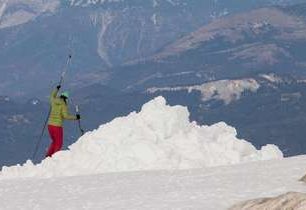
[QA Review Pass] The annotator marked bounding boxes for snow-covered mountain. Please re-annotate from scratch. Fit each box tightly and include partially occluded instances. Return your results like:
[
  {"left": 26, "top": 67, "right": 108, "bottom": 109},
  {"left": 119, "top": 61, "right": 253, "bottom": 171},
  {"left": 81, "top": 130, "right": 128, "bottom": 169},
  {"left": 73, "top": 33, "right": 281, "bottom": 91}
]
[
  {"left": 67, "top": 0, "right": 182, "bottom": 7},
  {"left": 0, "top": 0, "right": 217, "bottom": 97},
  {"left": 1, "top": 0, "right": 304, "bottom": 30},
  {"left": 0, "top": 1, "right": 305, "bottom": 97},
  {"left": 0, "top": 0, "right": 60, "bottom": 28},
  {"left": 147, "top": 79, "right": 260, "bottom": 105},
  {"left": 66, "top": 0, "right": 306, "bottom": 8}
]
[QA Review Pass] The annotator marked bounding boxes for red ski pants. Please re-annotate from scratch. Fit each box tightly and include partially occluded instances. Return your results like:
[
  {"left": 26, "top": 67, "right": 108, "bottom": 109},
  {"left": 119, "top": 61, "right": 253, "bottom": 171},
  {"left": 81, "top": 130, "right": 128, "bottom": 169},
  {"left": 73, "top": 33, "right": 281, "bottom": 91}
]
[{"left": 46, "top": 125, "right": 63, "bottom": 157}]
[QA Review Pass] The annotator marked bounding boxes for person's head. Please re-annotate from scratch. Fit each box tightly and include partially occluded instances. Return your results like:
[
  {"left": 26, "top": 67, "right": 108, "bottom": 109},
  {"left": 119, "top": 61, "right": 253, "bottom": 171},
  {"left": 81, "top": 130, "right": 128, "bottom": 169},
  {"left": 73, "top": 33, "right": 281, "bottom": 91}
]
[{"left": 60, "top": 91, "right": 69, "bottom": 104}]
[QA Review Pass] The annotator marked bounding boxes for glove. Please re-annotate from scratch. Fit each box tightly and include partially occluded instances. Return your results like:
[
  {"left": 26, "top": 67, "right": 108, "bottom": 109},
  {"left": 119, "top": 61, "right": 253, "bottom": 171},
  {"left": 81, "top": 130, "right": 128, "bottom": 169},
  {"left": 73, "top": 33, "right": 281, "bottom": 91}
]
[
  {"left": 76, "top": 114, "right": 81, "bottom": 120},
  {"left": 56, "top": 85, "right": 61, "bottom": 90}
]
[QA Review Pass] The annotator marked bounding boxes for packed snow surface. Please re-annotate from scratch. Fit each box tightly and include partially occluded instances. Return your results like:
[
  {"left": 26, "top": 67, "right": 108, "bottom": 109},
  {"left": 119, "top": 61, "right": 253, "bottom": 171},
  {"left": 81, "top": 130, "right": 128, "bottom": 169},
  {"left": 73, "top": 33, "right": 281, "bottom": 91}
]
[
  {"left": 0, "top": 96, "right": 282, "bottom": 179},
  {"left": 0, "top": 156, "right": 306, "bottom": 210}
]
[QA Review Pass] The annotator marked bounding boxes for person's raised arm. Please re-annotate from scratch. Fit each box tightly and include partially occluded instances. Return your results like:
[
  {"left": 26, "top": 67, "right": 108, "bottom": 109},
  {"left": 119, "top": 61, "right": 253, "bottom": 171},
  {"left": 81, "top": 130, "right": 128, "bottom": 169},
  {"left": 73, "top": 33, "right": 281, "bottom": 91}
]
[{"left": 50, "top": 85, "right": 61, "bottom": 103}]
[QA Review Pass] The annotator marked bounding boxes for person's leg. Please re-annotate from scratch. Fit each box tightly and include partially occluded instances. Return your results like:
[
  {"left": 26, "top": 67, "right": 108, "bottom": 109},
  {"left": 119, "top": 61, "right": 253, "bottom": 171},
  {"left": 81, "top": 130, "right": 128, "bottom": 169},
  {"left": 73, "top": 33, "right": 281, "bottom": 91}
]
[
  {"left": 46, "top": 125, "right": 57, "bottom": 157},
  {"left": 53, "top": 127, "right": 63, "bottom": 154}
]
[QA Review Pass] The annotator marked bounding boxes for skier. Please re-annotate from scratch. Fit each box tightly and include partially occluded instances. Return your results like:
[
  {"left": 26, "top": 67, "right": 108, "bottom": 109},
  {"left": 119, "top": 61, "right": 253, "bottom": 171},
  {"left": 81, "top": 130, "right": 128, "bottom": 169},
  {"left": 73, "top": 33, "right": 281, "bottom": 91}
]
[{"left": 46, "top": 85, "right": 80, "bottom": 157}]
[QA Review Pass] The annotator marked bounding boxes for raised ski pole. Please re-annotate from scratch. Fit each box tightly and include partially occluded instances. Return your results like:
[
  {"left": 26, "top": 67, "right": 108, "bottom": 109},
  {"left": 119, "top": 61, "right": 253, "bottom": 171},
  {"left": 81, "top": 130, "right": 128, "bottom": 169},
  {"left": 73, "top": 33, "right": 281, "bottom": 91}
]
[
  {"left": 75, "top": 105, "right": 85, "bottom": 136},
  {"left": 32, "top": 54, "right": 72, "bottom": 160},
  {"left": 59, "top": 54, "right": 72, "bottom": 87}
]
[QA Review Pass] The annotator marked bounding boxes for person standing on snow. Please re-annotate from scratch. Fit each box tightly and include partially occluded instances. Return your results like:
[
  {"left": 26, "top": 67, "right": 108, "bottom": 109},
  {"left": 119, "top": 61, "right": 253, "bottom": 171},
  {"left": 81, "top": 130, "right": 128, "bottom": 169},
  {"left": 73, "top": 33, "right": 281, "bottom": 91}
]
[{"left": 46, "top": 85, "right": 80, "bottom": 157}]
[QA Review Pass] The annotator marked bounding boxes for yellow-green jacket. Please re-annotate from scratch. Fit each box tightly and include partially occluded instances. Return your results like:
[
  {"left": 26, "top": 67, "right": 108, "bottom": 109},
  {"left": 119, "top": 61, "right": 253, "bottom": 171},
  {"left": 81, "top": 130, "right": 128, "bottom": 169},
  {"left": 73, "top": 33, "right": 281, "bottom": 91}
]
[{"left": 48, "top": 89, "right": 76, "bottom": 127}]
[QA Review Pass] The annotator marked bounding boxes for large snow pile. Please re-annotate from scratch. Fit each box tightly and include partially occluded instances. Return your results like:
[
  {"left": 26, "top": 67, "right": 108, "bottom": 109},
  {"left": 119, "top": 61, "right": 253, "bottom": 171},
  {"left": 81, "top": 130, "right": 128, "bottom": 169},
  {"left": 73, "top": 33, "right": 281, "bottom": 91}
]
[{"left": 0, "top": 96, "right": 283, "bottom": 179}]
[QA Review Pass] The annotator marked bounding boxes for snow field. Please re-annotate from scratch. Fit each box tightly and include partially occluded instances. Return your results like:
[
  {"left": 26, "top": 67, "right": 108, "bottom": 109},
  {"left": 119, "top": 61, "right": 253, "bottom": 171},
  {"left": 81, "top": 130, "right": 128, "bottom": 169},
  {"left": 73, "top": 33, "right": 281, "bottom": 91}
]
[
  {"left": 1, "top": 156, "right": 306, "bottom": 210},
  {"left": 0, "top": 96, "right": 283, "bottom": 179}
]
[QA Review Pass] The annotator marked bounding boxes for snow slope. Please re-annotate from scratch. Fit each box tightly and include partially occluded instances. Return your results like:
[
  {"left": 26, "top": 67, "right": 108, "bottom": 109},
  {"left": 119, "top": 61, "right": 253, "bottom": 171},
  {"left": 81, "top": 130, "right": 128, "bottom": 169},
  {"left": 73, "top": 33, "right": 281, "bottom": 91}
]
[
  {"left": 147, "top": 79, "right": 260, "bottom": 105},
  {"left": 0, "top": 96, "right": 282, "bottom": 180},
  {"left": 0, "top": 155, "right": 306, "bottom": 210}
]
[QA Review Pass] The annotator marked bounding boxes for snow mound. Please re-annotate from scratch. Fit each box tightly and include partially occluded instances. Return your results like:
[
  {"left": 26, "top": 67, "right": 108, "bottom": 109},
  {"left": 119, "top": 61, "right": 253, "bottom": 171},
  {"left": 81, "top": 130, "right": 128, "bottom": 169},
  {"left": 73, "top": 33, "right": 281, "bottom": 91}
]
[{"left": 0, "top": 96, "right": 283, "bottom": 179}]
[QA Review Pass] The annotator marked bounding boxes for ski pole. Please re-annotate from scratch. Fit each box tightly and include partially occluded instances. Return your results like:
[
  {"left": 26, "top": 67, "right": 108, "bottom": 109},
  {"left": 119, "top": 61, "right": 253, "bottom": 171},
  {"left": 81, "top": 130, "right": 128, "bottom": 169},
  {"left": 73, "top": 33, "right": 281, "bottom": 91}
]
[
  {"left": 32, "top": 54, "right": 72, "bottom": 160},
  {"left": 75, "top": 105, "right": 85, "bottom": 136},
  {"left": 32, "top": 108, "right": 51, "bottom": 160},
  {"left": 70, "top": 97, "right": 85, "bottom": 136},
  {"left": 59, "top": 54, "right": 72, "bottom": 86}
]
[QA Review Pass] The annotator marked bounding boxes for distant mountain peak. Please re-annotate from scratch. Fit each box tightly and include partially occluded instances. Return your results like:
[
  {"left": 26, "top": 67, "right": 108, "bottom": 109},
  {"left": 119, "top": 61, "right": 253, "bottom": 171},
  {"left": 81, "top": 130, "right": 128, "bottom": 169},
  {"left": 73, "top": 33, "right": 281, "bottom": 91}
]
[
  {"left": 68, "top": 0, "right": 123, "bottom": 7},
  {"left": 67, "top": 0, "right": 184, "bottom": 8},
  {"left": 0, "top": 0, "right": 60, "bottom": 29}
]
